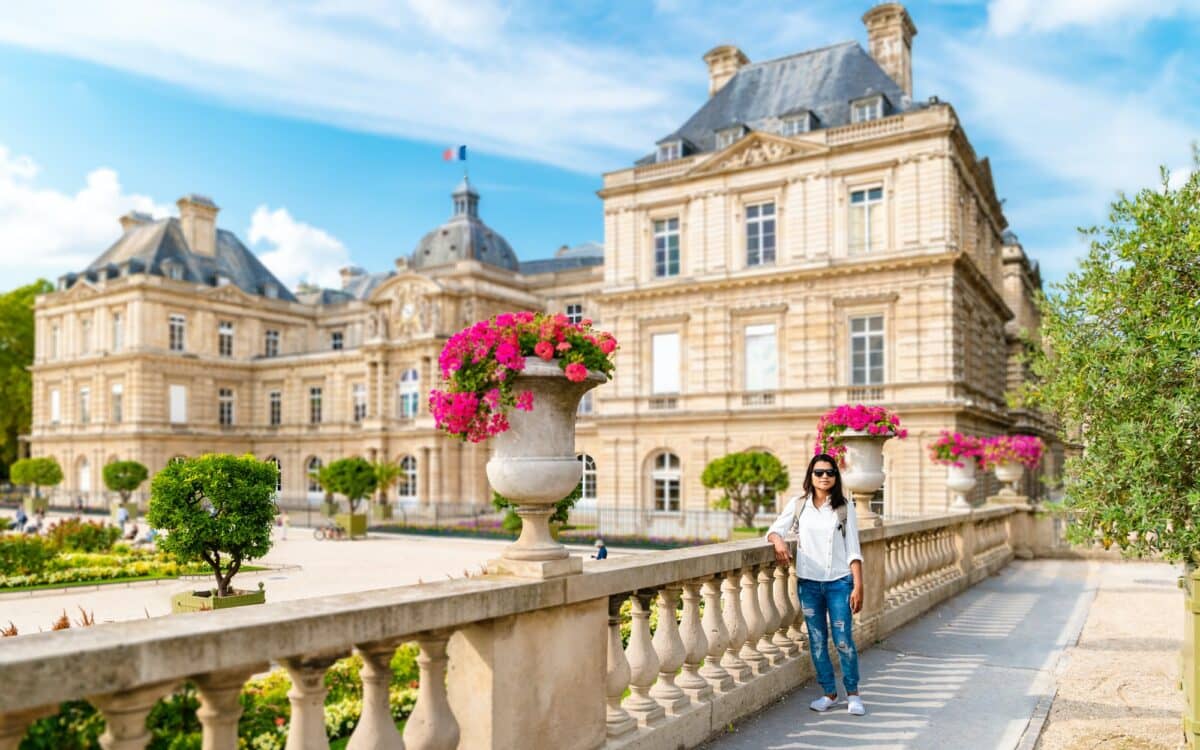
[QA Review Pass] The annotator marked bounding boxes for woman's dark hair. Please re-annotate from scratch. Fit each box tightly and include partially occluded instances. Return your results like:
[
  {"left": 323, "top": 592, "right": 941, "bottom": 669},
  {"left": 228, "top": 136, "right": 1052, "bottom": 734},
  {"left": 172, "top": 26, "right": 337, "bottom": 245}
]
[{"left": 803, "top": 453, "right": 848, "bottom": 509}]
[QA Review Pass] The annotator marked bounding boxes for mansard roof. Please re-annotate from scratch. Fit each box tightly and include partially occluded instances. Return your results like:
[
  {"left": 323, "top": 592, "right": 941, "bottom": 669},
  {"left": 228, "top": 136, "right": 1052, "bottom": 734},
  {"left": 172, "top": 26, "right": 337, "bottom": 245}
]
[{"left": 519, "top": 241, "right": 604, "bottom": 276}]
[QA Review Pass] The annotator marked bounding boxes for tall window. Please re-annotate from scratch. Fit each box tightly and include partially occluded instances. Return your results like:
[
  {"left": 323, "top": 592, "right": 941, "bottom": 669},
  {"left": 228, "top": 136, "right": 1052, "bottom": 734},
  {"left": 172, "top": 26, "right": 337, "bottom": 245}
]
[
  {"left": 398, "top": 455, "right": 418, "bottom": 501},
  {"left": 49, "top": 388, "right": 60, "bottom": 424},
  {"left": 78, "top": 387, "right": 90, "bottom": 424},
  {"left": 652, "top": 332, "right": 681, "bottom": 394},
  {"left": 352, "top": 383, "right": 368, "bottom": 422},
  {"left": 269, "top": 390, "right": 282, "bottom": 426},
  {"left": 218, "top": 388, "right": 235, "bottom": 426},
  {"left": 50, "top": 323, "right": 60, "bottom": 360},
  {"left": 653, "top": 218, "right": 680, "bottom": 278},
  {"left": 218, "top": 321, "right": 234, "bottom": 358},
  {"left": 307, "top": 457, "right": 323, "bottom": 495},
  {"left": 169, "top": 384, "right": 187, "bottom": 424},
  {"left": 850, "top": 315, "right": 885, "bottom": 385},
  {"left": 309, "top": 387, "right": 323, "bottom": 424},
  {"left": 331, "top": 331, "right": 344, "bottom": 351},
  {"left": 579, "top": 454, "right": 597, "bottom": 502},
  {"left": 264, "top": 329, "right": 280, "bottom": 358},
  {"left": 849, "top": 187, "right": 884, "bottom": 254},
  {"left": 744, "top": 324, "right": 778, "bottom": 391},
  {"left": 746, "top": 202, "right": 776, "bottom": 266},
  {"left": 80, "top": 317, "right": 91, "bottom": 355},
  {"left": 652, "top": 452, "right": 681, "bottom": 512},
  {"left": 111, "top": 383, "right": 123, "bottom": 424},
  {"left": 565, "top": 303, "right": 583, "bottom": 325},
  {"left": 111, "top": 312, "right": 123, "bottom": 352},
  {"left": 398, "top": 369, "right": 420, "bottom": 418},
  {"left": 267, "top": 457, "right": 282, "bottom": 496},
  {"left": 169, "top": 314, "right": 186, "bottom": 352}
]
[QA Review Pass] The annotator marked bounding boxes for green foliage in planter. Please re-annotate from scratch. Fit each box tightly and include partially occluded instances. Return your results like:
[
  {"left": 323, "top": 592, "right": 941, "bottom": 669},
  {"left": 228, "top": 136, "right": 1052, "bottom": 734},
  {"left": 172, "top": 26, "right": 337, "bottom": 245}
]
[
  {"left": 102, "top": 460, "right": 149, "bottom": 504},
  {"left": 702, "top": 451, "right": 790, "bottom": 528},
  {"left": 315, "top": 458, "right": 378, "bottom": 514},
  {"left": 45, "top": 517, "right": 121, "bottom": 552},
  {"left": 492, "top": 480, "right": 582, "bottom": 531},
  {"left": 149, "top": 454, "right": 276, "bottom": 597},
  {"left": 1016, "top": 159, "right": 1200, "bottom": 563},
  {"left": 9, "top": 456, "right": 62, "bottom": 498}
]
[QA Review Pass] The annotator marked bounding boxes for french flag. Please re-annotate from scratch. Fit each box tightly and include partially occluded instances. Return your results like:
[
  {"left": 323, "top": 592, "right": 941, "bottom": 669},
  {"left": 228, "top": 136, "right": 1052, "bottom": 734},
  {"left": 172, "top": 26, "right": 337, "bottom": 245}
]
[{"left": 442, "top": 145, "right": 467, "bottom": 161}]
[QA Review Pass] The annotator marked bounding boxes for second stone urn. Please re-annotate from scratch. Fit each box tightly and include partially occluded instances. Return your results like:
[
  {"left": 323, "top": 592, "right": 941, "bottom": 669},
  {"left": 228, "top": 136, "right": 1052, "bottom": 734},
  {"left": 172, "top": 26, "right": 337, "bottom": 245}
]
[
  {"left": 838, "top": 429, "right": 891, "bottom": 527},
  {"left": 947, "top": 461, "right": 978, "bottom": 510},
  {"left": 993, "top": 461, "right": 1024, "bottom": 497},
  {"left": 486, "top": 358, "right": 605, "bottom": 578}
]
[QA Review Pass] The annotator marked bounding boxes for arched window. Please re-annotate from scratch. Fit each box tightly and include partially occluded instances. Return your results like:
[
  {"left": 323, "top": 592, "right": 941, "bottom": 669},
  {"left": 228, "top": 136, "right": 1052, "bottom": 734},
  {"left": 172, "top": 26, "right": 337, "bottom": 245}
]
[
  {"left": 266, "top": 457, "right": 282, "bottom": 496},
  {"left": 306, "top": 457, "right": 323, "bottom": 496},
  {"left": 77, "top": 456, "right": 91, "bottom": 494},
  {"left": 651, "top": 452, "right": 681, "bottom": 512},
  {"left": 578, "top": 454, "right": 597, "bottom": 502},
  {"left": 397, "top": 455, "right": 418, "bottom": 501},
  {"left": 398, "top": 368, "right": 420, "bottom": 418}
]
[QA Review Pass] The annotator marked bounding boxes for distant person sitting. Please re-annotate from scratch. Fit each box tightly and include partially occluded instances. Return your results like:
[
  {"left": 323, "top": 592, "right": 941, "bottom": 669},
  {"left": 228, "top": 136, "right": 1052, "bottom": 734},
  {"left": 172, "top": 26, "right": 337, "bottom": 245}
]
[
  {"left": 124, "top": 522, "right": 139, "bottom": 541},
  {"left": 134, "top": 527, "right": 158, "bottom": 547},
  {"left": 9, "top": 507, "right": 27, "bottom": 531},
  {"left": 592, "top": 539, "right": 608, "bottom": 560},
  {"left": 25, "top": 510, "right": 45, "bottom": 534}
]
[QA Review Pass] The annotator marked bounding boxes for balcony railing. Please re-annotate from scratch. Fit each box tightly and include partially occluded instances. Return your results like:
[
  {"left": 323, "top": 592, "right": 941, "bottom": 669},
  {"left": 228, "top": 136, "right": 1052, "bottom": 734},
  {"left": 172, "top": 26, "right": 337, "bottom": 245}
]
[
  {"left": 741, "top": 392, "right": 776, "bottom": 407},
  {"left": 0, "top": 506, "right": 1037, "bottom": 749},
  {"left": 647, "top": 397, "right": 678, "bottom": 411}
]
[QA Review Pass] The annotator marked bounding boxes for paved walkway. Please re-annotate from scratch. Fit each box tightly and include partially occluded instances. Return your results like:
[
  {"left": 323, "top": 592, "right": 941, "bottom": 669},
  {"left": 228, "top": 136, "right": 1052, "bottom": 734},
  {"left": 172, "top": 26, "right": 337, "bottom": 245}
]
[{"left": 705, "top": 559, "right": 1181, "bottom": 750}]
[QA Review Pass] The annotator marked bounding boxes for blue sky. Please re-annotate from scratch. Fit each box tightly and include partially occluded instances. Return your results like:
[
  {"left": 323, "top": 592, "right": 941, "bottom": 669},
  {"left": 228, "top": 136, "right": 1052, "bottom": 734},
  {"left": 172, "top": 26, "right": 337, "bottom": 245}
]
[{"left": 0, "top": 0, "right": 1196, "bottom": 291}]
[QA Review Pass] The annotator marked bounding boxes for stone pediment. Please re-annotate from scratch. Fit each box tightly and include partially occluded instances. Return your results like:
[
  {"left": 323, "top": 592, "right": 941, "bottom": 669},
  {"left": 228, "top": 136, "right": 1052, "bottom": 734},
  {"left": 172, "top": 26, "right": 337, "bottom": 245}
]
[
  {"left": 686, "top": 132, "right": 827, "bottom": 177},
  {"left": 201, "top": 283, "right": 256, "bottom": 305},
  {"left": 366, "top": 273, "right": 446, "bottom": 340},
  {"left": 56, "top": 279, "right": 101, "bottom": 303}
]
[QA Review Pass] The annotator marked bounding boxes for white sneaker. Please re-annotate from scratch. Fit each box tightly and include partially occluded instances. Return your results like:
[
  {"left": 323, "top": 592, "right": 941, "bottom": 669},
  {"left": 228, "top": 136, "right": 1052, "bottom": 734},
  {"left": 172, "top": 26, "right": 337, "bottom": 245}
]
[
  {"left": 809, "top": 695, "right": 839, "bottom": 712},
  {"left": 847, "top": 695, "right": 866, "bottom": 716}
]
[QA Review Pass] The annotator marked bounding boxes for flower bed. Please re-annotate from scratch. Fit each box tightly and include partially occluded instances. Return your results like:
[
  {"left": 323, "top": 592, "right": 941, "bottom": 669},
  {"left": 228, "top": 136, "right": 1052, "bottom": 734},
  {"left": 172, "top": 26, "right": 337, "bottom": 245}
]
[
  {"left": 814, "top": 404, "right": 908, "bottom": 463},
  {"left": 0, "top": 547, "right": 211, "bottom": 590},
  {"left": 928, "top": 430, "right": 986, "bottom": 468}
]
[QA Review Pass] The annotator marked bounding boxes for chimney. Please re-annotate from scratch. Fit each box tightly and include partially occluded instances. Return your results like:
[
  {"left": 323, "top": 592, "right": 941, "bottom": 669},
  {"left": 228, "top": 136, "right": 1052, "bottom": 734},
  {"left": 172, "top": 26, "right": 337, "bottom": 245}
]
[
  {"left": 176, "top": 194, "right": 219, "bottom": 257},
  {"left": 862, "top": 3, "right": 917, "bottom": 99},
  {"left": 118, "top": 210, "right": 153, "bottom": 233},
  {"left": 702, "top": 45, "right": 750, "bottom": 97},
  {"left": 339, "top": 265, "right": 365, "bottom": 289}
]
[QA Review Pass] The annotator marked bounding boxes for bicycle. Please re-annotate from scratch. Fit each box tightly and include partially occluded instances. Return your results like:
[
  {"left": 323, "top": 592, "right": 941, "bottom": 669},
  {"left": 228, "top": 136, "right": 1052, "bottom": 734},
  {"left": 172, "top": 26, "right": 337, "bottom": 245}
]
[{"left": 313, "top": 522, "right": 347, "bottom": 541}]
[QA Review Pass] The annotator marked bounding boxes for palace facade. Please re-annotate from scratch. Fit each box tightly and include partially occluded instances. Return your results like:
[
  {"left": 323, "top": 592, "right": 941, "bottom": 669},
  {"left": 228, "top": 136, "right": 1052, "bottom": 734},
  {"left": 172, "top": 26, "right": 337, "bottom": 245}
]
[{"left": 26, "top": 3, "right": 1058, "bottom": 534}]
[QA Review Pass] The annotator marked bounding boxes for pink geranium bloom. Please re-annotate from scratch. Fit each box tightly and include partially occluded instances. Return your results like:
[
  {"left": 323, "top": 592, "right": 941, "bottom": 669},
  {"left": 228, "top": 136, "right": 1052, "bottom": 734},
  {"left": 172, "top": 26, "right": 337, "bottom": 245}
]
[
  {"left": 534, "top": 341, "right": 554, "bottom": 360},
  {"left": 564, "top": 362, "right": 588, "bottom": 382},
  {"left": 556, "top": 341, "right": 572, "bottom": 352}
]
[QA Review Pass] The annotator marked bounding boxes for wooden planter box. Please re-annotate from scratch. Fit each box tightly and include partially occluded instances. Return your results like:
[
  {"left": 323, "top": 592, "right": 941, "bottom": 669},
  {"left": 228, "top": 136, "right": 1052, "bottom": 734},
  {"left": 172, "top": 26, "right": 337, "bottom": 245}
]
[
  {"left": 335, "top": 513, "right": 368, "bottom": 539},
  {"left": 171, "top": 584, "right": 266, "bottom": 614}
]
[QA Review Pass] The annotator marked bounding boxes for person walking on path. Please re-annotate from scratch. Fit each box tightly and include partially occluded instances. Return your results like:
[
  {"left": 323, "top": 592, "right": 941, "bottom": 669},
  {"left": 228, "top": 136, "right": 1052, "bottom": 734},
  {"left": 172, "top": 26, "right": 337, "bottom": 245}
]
[{"left": 765, "top": 453, "right": 867, "bottom": 716}]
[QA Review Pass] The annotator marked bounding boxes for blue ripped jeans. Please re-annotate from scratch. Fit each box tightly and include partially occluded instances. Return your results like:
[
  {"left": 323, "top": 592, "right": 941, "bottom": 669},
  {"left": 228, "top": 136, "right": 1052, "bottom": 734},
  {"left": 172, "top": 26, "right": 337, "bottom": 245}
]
[{"left": 799, "top": 575, "right": 860, "bottom": 695}]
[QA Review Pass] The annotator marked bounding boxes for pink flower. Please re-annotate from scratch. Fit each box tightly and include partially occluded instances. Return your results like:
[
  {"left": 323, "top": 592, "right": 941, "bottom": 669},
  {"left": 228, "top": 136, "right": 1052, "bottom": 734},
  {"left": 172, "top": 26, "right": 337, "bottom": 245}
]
[
  {"left": 534, "top": 341, "right": 554, "bottom": 360},
  {"left": 599, "top": 338, "right": 617, "bottom": 354},
  {"left": 515, "top": 390, "right": 534, "bottom": 411},
  {"left": 564, "top": 362, "right": 588, "bottom": 382},
  {"left": 495, "top": 313, "right": 515, "bottom": 327},
  {"left": 555, "top": 341, "right": 572, "bottom": 352}
]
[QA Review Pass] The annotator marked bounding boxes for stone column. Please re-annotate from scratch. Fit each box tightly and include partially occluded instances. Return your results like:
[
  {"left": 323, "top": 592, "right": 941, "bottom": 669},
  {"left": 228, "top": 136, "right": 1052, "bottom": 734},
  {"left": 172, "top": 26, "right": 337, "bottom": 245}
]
[
  {"left": 89, "top": 680, "right": 180, "bottom": 750},
  {"left": 700, "top": 577, "right": 734, "bottom": 693},
  {"left": 738, "top": 566, "right": 767, "bottom": 674},
  {"left": 605, "top": 594, "right": 637, "bottom": 739},
  {"left": 676, "top": 581, "right": 713, "bottom": 703},
  {"left": 348, "top": 641, "right": 404, "bottom": 750},
  {"left": 720, "top": 573, "right": 750, "bottom": 683},
  {"left": 404, "top": 633, "right": 459, "bottom": 750},
  {"left": 648, "top": 585, "right": 689, "bottom": 715},
  {"left": 622, "top": 590, "right": 665, "bottom": 726},
  {"left": 283, "top": 654, "right": 340, "bottom": 750},
  {"left": 195, "top": 666, "right": 262, "bottom": 750}
]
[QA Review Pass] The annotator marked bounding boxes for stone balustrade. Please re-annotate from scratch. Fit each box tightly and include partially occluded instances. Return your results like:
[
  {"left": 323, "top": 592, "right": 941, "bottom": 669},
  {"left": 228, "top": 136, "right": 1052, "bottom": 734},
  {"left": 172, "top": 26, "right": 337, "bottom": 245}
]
[{"left": 0, "top": 504, "right": 1038, "bottom": 750}]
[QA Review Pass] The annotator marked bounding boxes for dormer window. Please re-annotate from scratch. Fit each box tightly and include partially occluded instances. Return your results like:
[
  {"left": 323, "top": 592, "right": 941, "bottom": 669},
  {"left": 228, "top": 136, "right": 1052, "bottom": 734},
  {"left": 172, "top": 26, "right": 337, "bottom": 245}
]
[
  {"left": 162, "top": 261, "right": 184, "bottom": 281},
  {"left": 657, "top": 140, "right": 682, "bottom": 163},
  {"left": 781, "top": 112, "right": 814, "bottom": 136},
  {"left": 715, "top": 125, "right": 745, "bottom": 150},
  {"left": 263, "top": 283, "right": 279, "bottom": 299},
  {"left": 851, "top": 94, "right": 885, "bottom": 123}
]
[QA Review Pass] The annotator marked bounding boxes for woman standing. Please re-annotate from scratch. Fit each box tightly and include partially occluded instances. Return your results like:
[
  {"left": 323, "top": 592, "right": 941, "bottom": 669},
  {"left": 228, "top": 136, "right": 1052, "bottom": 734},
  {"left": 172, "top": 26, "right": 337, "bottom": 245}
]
[{"left": 766, "top": 453, "right": 866, "bottom": 716}]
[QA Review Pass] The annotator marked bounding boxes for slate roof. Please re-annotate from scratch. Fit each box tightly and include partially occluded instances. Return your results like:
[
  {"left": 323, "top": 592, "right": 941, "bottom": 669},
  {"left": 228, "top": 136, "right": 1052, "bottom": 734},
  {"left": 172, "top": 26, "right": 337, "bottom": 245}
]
[
  {"left": 519, "top": 241, "right": 604, "bottom": 276},
  {"left": 638, "top": 40, "right": 917, "bottom": 165},
  {"left": 411, "top": 177, "right": 519, "bottom": 272},
  {"left": 73, "top": 218, "right": 297, "bottom": 302}
]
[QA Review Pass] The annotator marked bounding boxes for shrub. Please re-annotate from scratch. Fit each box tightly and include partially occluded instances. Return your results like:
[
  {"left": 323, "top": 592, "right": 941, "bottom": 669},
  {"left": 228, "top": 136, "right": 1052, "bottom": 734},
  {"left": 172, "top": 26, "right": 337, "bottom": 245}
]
[
  {"left": 0, "top": 535, "right": 56, "bottom": 575},
  {"left": 9, "top": 457, "right": 63, "bottom": 498},
  {"left": 315, "top": 458, "right": 378, "bottom": 515},
  {"left": 102, "top": 460, "right": 149, "bottom": 504},
  {"left": 45, "top": 517, "right": 121, "bottom": 552}
]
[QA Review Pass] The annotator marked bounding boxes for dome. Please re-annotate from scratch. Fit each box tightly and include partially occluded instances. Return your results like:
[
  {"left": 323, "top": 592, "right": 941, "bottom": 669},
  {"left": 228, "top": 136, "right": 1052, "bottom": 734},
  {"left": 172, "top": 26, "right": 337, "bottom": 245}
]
[{"left": 411, "top": 177, "right": 519, "bottom": 272}]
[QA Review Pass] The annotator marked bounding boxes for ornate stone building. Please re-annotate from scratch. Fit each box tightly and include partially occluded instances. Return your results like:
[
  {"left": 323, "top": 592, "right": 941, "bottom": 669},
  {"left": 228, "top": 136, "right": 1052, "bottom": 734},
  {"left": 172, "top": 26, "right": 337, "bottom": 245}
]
[{"left": 27, "top": 3, "right": 1056, "bottom": 533}]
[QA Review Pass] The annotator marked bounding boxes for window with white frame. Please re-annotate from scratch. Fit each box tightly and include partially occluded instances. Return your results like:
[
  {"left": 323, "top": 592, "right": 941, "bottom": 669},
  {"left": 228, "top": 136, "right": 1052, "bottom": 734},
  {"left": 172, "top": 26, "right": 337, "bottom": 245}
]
[
  {"left": 566, "top": 303, "right": 584, "bottom": 325},
  {"left": 78, "top": 387, "right": 90, "bottom": 424},
  {"left": 652, "top": 452, "right": 681, "bottom": 512},
  {"left": 579, "top": 454, "right": 597, "bottom": 502},
  {"left": 781, "top": 113, "right": 812, "bottom": 136},
  {"left": 49, "top": 388, "right": 60, "bottom": 424},
  {"left": 218, "top": 388, "right": 235, "bottom": 426},
  {"left": 850, "top": 315, "right": 885, "bottom": 385},
  {"left": 166, "top": 262, "right": 184, "bottom": 281},
  {"left": 111, "top": 312, "right": 123, "bottom": 352},
  {"left": 267, "top": 457, "right": 282, "bottom": 495},
  {"left": 848, "top": 187, "right": 884, "bottom": 254},
  {"left": 269, "top": 390, "right": 282, "bottom": 426},
  {"left": 398, "top": 455, "right": 418, "bottom": 501},
  {"left": 331, "top": 330, "right": 344, "bottom": 351},
  {"left": 653, "top": 218, "right": 680, "bottom": 278},
  {"left": 169, "top": 314, "right": 186, "bottom": 352},
  {"left": 218, "top": 321, "right": 234, "bottom": 358},
  {"left": 745, "top": 202, "right": 776, "bottom": 266},
  {"left": 715, "top": 126, "right": 744, "bottom": 149},
  {"left": 652, "top": 332, "right": 680, "bottom": 394},
  {"left": 744, "top": 324, "right": 778, "bottom": 391},
  {"left": 264, "top": 329, "right": 280, "bottom": 358},
  {"left": 110, "top": 383, "right": 123, "bottom": 424},
  {"left": 169, "top": 384, "right": 187, "bottom": 424},
  {"left": 851, "top": 96, "right": 883, "bottom": 123},
  {"left": 309, "top": 386, "right": 323, "bottom": 424},
  {"left": 50, "top": 323, "right": 60, "bottom": 360},
  {"left": 80, "top": 316, "right": 91, "bottom": 355},
  {"left": 352, "top": 383, "right": 368, "bottom": 422},
  {"left": 398, "top": 369, "right": 419, "bottom": 418},
  {"left": 657, "top": 140, "right": 681, "bottom": 162},
  {"left": 307, "top": 457, "right": 323, "bottom": 494}
]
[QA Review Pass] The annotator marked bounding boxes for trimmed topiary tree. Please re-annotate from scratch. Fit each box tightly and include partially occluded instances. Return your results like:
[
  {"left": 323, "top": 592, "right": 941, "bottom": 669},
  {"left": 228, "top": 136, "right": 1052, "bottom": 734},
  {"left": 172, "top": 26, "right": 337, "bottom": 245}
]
[
  {"left": 148, "top": 454, "right": 276, "bottom": 597},
  {"left": 702, "top": 451, "right": 790, "bottom": 528},
  {"left": 318, "top": 457, "right": 378, "bottom": 515},
  {"left": 102, "top": 460, "right": 148, "bottom": 505},
  {"left": 10, "top": 456, "right": 63, "bottom": 499}
]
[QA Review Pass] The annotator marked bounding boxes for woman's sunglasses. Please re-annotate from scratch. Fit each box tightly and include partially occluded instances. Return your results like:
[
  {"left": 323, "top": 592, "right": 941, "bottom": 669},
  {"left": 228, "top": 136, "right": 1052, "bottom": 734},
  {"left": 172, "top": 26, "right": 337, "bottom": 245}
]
[{"left": 811, "top": 469, "right": 837, "bottom": 478}]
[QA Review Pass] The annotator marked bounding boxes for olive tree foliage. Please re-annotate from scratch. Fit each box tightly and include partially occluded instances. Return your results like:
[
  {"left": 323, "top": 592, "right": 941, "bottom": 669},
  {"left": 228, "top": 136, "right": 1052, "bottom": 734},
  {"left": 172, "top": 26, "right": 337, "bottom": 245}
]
[
  {"left": 1017, "top": 162, "right": 1200, "bottom": 563},
  {"left": 701, "top": 451, "right": 791, "bottom": 528},
  {"left": 148, "top": 454, "right": 276, "bottom": 596},
  {"left": 102, "top": 460, "right": 149, "bottom": 503},
  {"left": 10, "top": 457, "right": 63, "bottom": 499},
  {"left": 316, "top": 457, "right": 378, "bottom": 513}
]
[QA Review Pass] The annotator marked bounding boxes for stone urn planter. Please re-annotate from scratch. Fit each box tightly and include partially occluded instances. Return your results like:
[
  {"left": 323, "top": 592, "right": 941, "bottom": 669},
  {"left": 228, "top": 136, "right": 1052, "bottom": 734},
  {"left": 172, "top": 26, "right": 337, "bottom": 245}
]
[
  {"left": 947, "top": 462, "right": 978, "bottom": 510},
  {"left": 838, "top": 429, "right": 891, "bottom": 527},
  {"left": 171, "top": 582, "right": 266, "bottom": 613},
  {"left": 993, "top": 461, "right": 1024, "bottom": 497},
  {"left": 335, "top": 512, "right": 368, "bottom": 539},
  {"left": 486, "top": 359, "right": 605, "bottom": 578}
]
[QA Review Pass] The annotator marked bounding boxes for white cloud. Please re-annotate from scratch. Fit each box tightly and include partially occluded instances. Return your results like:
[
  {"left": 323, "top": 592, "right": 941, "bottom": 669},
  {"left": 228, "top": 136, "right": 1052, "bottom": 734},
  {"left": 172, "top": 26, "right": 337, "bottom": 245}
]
[
  {"left": 248, "top": 205, "right": 351, "bottom": 290},
  {"left": 0, "top": 145, "right": 169, "bottom": 281},
  {"left": 987, "top": 0, "right": 1192, "bottom": 36}
]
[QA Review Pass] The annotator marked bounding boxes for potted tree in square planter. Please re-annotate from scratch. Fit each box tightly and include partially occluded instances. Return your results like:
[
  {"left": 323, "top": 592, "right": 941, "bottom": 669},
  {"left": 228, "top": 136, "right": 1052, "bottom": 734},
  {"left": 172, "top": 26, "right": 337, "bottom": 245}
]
[
  {"left": 928, "top": 431, "right": 986, "bottom": 510},
  {"left": 103, "top": 460, "right": 148, "bottom": 523},
  {"left": 11, "top": 457, "right": 62, "bottom": 515},
  {"left": 371, "top": 459, "right": 402, "bottom": 522},
  {"left": 149, "top": 453, "right": 276, "bottom": 612},
  {"left": 317, "top": 457, "right": 377, "bottom": 539}
]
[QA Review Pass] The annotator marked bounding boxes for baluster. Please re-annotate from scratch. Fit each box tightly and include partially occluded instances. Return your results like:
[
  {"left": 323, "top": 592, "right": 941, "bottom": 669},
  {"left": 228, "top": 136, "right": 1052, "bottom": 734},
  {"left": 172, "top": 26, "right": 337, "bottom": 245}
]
[
  {"left": 913, "top": 533, "right": 930, "bottom": 594},
  {"left": 605, "top": 594, "right": 637, "bottom": 739},
  {"left": 738, "top": 566, "right": 767, "bottom": 674},
  {"left": 756, "top": 565, "right": 782, "bottom": 665},
  {"left": 720, "top": 572, "right": 751, "bottom": 682},
  {"left": 772, "top": 563, "right": 798, "bottom": 658},
  {"left": 348, "top": 641, "right": 404, "bottom": 750},
  {"left": 885, "top": 539, "right": 900, "bottom": 607},
  {"left": 623, "top": 590, "right": 666, "bottom": 726},
  {"left": 283, "top": 654, "right": 340, "bottom": 750},
  {"left": 0, "top": 707, "right": 54, "bottom": 750},
  {"left": 89, "top": 680, "right": 180, "bottom": 750},
  {"left": 403, "top": 632, "right": 459, "bottom": 750},
  {"left": 787, "top": 561, "right": 805, "bottom": 646},
  {"left": 902, "top": 536, "right": 918, "bottom": 600},
  {"left": 649, "top": 585, "right": 689, "bottom": 715},
  {"left": 676, "top": 581, "right": 713, "bottom": 703},
  {"left": 195, "top": 666, "right": 263, "bottom": 750},
  {"left": 700, "top": 577, "right": 734, "bottom": 693}
]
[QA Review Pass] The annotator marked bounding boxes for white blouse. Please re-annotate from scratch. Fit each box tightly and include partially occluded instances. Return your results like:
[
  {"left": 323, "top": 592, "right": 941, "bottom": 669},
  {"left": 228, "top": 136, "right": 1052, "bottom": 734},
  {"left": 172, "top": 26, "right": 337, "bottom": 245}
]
[{"left": 766, "top": 494, "right": 863, "bottom": 582}]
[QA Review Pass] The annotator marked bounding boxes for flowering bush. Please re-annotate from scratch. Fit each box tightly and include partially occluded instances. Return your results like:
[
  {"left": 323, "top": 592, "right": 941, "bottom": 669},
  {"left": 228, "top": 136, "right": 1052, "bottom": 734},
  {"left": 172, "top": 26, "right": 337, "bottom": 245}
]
[
  {"left": 814, "top": 404, "right": 908, "bottom": 464},
  {"left": 431, "top": 311, "right": 618, "bottom": 442},
  {"left": 928, "top": 431, "right": 986, "bottom": 468},
  {"left": 983, "top": 434, "right": 1045, "bottom": 469}
]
